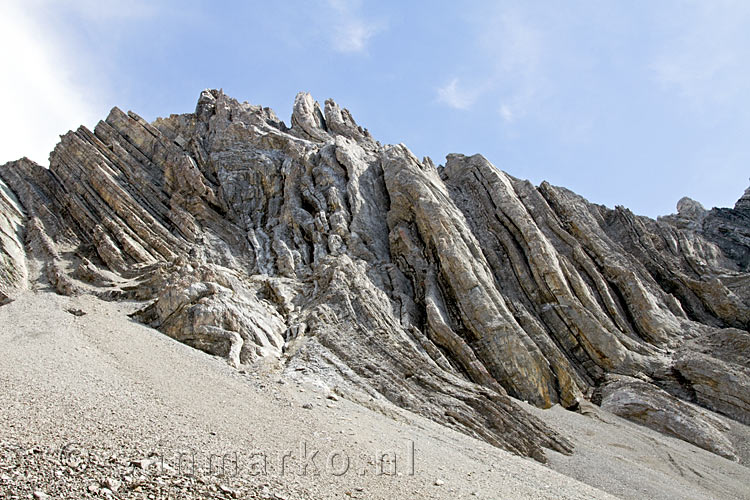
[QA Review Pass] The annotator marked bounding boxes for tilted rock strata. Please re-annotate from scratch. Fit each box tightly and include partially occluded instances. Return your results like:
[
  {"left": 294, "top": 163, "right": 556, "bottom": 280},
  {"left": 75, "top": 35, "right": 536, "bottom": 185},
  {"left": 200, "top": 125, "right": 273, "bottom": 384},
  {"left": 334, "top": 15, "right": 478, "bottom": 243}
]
[
  {"left": 660, "top": 185, "right": 750, "bottom": 272},
  {"left": 673, "top": 327, "right": 750, "bottom": 425},
  {"left": 0, "top": 176, "right": 26, "bottom": 304},
  {"left": 0, "top": 90, "right": 748, "bottom": 462},
  {"left": 599, "top": 374, "right": 738, "bottom": 461}
]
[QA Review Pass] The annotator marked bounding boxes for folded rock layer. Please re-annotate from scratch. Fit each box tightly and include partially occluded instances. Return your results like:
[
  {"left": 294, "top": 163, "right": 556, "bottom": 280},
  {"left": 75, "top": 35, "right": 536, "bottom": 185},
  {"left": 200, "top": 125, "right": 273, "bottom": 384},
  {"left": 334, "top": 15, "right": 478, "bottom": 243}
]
[{"left": 1, "top": 90, "right": 748, "bottom": 462}]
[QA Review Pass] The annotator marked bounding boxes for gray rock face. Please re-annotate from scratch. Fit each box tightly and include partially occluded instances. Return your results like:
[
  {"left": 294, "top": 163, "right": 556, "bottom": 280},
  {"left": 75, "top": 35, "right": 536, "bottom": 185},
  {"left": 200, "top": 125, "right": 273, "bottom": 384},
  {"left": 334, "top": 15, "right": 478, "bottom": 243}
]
[
  {"left": 661, "top": 183, "right": 750, "bottom": 271},
  {"left": 0, "top": 89, "right": 748, "bottom": 462},
  {"left": 736, "top": 183, "right": 750, "bottom": 212},
  {"left": 677, "top": 197, "right": 706, "bottom": 218},
  {"left": 673, "top": 327, "right": 750, "bottom": 425},
  {"left": 663, "top": 197, "right": 707, "bottom": 231},
  {"left": 599, "top": 375, "right": 737, "bottom": 461},
  {"left": 0, "top": 175, "right": 26, "bottom": 304}
]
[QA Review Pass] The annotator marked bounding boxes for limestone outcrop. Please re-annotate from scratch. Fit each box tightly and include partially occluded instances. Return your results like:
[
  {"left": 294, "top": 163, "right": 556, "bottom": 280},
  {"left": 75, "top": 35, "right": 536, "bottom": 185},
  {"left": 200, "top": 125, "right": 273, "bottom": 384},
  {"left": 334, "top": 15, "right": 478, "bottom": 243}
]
[
  {"left": 0, "top": 175, "right": 26, "bottom": 304},
  {"left": 0, "top": 90, "right": 748, "bottom": 462},
  {"left": 661, "top": 183, "right": 750, "bottom": 271},
  {"left": 599, "top": 375, "right": 737, "bottom": 460}
]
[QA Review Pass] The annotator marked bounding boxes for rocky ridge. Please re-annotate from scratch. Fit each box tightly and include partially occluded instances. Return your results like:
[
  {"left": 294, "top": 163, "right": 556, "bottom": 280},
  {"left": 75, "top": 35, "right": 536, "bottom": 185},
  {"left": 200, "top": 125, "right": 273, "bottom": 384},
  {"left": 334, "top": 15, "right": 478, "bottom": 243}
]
[{"left": 0, "top": 90, "right": 748, "bottom": 463}]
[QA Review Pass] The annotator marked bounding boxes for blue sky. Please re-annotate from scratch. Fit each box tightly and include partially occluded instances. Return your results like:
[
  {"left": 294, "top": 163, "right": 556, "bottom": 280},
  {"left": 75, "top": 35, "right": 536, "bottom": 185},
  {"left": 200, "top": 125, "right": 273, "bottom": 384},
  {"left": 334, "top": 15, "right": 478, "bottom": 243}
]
[{"left": 2, "top": 0, "right": 749, "bottom": 217}]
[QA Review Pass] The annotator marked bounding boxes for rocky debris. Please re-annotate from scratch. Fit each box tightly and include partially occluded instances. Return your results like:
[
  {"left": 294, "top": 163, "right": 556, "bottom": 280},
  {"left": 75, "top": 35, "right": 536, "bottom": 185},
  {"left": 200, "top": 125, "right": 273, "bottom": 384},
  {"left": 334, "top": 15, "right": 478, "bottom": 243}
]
[
  {"left": 599, "top": 375, "right": 737, "bottom": 460},
  {"left": 0, "top": 89, "right": 748, "bottom": 463},
  {"left": 66, "top": 308, "right": 86, "bottom": 317},
  {"left": 0, "top": 440, "right": 309, "bottom": 500},
  {"left": 103, "top": 477, "right": 121, "bottom": 492}
]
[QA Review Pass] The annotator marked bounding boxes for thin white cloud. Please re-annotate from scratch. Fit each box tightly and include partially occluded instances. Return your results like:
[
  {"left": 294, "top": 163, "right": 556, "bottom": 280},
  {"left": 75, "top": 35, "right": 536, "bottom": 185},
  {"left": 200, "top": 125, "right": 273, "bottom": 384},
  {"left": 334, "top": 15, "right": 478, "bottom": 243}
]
[
  {"left": 0, "top": 0, "right": 156, "bottom": 166},
  {"left": 334, "top": 22, "right": 377, "bottom": 53},
  {"left": 499, "top": 104, "right": 514, "bottom": 123},
  {"left": 481, "top": 9, "right": 543, "bottom": 77},
  {"left": 0, "top": 2, "right": 101, "bottom": 165},
  {"left": 650, "top": 1, "right": 750, "bottom": 109},
  {"left": 326, "top": 0, "right": 383, "bottom": 53},
  {"left": 60, "top": 0, "right": 157, "bottom": 20},
  {"left": 435, "top": 6, "right": 547, "bottom": 123},
  {"left": 484, "top": 9, "right": 546, "bottom": 123},
  {"left": 21, "top": 0, "right": 158, "bottom": 21},
  {"left": 436, "top": 79, "right": 482, "bottom": 110}
]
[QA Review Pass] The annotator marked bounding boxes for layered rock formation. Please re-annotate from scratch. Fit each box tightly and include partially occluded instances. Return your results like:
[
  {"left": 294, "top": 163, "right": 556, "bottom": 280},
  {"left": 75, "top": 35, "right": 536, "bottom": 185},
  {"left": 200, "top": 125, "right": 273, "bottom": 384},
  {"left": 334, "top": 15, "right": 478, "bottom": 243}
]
[
  {"left": 0, "top": 177, "right": 26, "bottom": 305},
  {"left": 599, "top": 374, "right": 737, "bottom": 460},
  {"left": 0, "top": 90, "right": 748, "bottom": 462}
]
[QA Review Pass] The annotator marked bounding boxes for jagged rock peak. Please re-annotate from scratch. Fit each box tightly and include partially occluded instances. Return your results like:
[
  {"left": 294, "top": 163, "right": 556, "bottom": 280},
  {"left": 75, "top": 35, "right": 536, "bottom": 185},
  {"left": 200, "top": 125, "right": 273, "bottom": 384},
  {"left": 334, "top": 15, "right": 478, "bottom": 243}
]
[
  {"left": 291, "top": 91, "right": 329, "bottom": 142},
  {"left": 195, "top": 88, "right": 219, "bottom": 120},
  {"left": 289, "top": 92, "right": 376, "bottom": 147},
  {"left": 736, "top": 181, "right": 750, "bottom": 211},
  {"left": 676, "top": 196, "right": 706, "bottom": 219},
  {"left": 324, "top": 98, "right": 375, "bottom": 146}
]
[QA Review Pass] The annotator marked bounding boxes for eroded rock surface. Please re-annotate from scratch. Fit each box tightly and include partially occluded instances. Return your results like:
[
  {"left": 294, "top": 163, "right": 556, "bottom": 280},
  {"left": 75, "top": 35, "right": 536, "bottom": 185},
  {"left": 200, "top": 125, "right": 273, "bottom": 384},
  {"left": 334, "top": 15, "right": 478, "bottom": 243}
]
[
  {"left": 673, "top": 327, "right": 750, "bottom": 426},
  {"left": 599, "top": 375, "right": 737, "bottom": 460},
  {"left": 0, "top": 175, "right": 26, "bottom": 303},
  {"left": 0, "top": 90, "right": 748, "bottom": 462}
]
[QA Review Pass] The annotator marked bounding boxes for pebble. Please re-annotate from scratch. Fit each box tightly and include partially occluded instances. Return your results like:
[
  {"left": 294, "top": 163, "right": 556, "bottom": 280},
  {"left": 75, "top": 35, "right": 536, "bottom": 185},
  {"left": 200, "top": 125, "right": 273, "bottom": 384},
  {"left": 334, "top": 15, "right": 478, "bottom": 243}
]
[
  {"left": 130, "top": 458, "right": 152, "bottom": 469},
  {"left": 302, "top": 402, "right": 314, "bottom": 409},
  {"left": 104, "top": 477, "right": 121, "bottom": 492},
  {"left": 219, "top": 484, "right": 237, "bottom": 497},
  {"left": 434, "top": 479, "right": 445, "bottom": 486}
]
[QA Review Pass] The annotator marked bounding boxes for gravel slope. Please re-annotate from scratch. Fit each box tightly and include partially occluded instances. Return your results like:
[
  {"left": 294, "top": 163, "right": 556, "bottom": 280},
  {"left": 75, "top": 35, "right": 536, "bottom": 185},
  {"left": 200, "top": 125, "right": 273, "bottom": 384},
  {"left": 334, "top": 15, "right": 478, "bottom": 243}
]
[
  {"left": 0, "top": 290, "right": 615, "bottom": 499},
  {"left": 1, "top": 290, "right": 748, "bottom": 499},
  {"left": 524, "top": 402, "right": 750, "bottom": 500}
]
